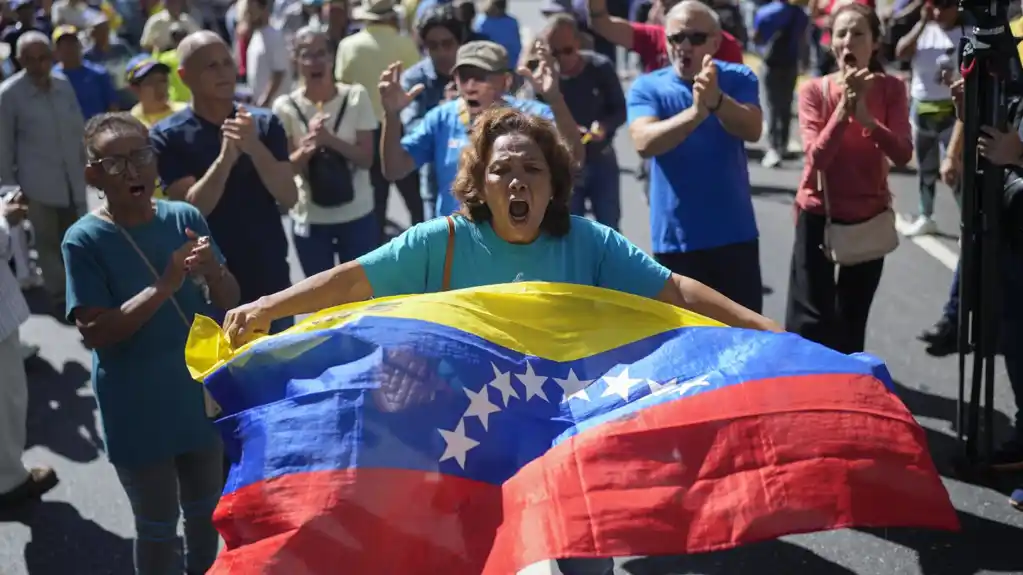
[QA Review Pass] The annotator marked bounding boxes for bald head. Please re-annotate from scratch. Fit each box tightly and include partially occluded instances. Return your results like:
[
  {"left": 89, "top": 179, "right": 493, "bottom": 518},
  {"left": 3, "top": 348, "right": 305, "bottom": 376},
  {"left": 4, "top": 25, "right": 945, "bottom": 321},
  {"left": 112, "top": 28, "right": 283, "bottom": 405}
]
[
  {"left": 177, "top": 30, "right": 228, "bottom": 68},
  {"left": 665, "top": 0, "right": 721, "bottom": 32}
]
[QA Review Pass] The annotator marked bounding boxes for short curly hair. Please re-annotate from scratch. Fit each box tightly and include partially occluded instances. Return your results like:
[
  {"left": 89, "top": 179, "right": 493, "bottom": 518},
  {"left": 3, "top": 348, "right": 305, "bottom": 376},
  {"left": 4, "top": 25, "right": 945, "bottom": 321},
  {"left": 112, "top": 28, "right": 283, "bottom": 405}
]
[{"left": 451, "top": 107, "right": 574, "bottom": 237}]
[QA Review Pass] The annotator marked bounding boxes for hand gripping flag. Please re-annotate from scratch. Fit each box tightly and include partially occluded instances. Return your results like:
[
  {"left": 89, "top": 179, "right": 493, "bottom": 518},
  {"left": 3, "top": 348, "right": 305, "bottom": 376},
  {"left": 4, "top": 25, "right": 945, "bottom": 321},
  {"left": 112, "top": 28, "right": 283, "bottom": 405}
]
[{"left": 185, "top": 282, "right": 959, "bottom": 574}]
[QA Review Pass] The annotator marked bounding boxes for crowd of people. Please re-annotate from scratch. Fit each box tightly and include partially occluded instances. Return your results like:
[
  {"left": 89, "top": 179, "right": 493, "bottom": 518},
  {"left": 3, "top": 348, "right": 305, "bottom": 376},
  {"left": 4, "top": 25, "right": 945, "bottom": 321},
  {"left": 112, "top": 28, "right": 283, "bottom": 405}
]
[{"left": 1, "top": 0, "right": 1023, "bottom": 571}]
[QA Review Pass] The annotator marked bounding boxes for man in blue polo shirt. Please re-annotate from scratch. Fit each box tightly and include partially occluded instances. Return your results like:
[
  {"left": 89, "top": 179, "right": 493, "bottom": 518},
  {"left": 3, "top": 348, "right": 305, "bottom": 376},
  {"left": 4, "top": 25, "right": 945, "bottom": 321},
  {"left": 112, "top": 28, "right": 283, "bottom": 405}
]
[
  {"left": 52, "top": 24, "right": 117, "bottom": 119},
  {"left": 627, "top": 0, "right": 764, "bottom": 312},
  {"left": 380, "top": 40, "right": 585, "bottom": 219},
  {"left": 150, "top": 31, "right": 298, "bottom": 333}
]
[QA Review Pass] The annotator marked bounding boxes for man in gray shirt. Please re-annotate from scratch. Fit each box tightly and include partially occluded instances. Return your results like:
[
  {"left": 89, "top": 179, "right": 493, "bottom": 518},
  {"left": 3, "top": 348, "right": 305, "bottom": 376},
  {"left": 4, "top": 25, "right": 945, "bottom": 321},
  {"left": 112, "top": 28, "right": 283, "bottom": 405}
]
[{"left": 0, "top": 31, "right": 87, "bottom": 311}]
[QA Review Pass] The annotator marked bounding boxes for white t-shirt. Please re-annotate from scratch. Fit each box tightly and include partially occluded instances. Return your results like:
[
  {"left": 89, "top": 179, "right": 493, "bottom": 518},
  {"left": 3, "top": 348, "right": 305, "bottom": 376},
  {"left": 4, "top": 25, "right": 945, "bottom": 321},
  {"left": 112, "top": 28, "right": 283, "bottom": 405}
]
[
  {"left": 911, "top": 21, "right": 963, "bottom": 102},
  {"left": 140, "top": 10, "right": 202, "bottom": 51},
  {"left": 247, "top": 24, "right": 292, "bottom": 105},
  {"left": 272, "top": 83, "right": 379, "bottom": 229}
]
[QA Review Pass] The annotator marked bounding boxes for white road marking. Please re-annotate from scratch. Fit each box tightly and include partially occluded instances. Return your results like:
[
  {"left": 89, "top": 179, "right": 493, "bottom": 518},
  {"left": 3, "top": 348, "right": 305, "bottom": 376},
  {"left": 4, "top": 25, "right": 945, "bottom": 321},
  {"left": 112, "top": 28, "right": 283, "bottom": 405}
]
[{"left": 894, "top": 213, "right": 959, "bottom": 271}]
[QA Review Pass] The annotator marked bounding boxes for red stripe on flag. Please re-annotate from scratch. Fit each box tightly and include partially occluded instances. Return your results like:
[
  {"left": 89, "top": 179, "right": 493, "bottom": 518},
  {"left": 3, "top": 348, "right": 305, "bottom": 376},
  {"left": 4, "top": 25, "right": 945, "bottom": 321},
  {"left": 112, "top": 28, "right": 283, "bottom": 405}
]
[{"left": 210, "top": 373, "right": 958, "bottom": 574}]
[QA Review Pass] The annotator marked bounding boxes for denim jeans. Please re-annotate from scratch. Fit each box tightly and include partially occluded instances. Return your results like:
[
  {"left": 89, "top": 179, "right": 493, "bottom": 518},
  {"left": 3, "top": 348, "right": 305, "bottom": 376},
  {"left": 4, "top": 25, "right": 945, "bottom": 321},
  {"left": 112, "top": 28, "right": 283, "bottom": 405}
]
[
  {"left": 570, "top": 147, "right": 621, "bottom": 231},
  {"left": 115, "top": 444, "right": 224, "bottom": 575},
  {"left": 292, "top": 213, "right": 379, "bottom": 278},
  {"left": 910, "top": 101, "right": 957, "bottom": 218}
]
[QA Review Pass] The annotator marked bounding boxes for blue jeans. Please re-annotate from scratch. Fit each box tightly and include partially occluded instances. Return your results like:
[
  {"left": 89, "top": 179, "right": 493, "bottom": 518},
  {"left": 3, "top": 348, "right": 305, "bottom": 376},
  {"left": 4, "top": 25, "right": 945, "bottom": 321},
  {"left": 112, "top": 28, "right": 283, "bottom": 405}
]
[
  {"left": 292, "top": 214, "right": 379, "bottom": 278},
  {"left": 910, "top": 101, "right": 957, "bottom": 218},
  {"left": 570, "top": 147, "right": 621, "bottom": 231},
  {"left": 115, "top": 444, "right": 224, "bottom": 575}
]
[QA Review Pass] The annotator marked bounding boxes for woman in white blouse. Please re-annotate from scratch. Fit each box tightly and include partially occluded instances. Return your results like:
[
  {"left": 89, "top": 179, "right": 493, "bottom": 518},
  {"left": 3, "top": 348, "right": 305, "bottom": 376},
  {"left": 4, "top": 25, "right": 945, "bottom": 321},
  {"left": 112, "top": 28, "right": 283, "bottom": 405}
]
[{"left": 272, "top": 26, "right": 378, "bottom": 277}]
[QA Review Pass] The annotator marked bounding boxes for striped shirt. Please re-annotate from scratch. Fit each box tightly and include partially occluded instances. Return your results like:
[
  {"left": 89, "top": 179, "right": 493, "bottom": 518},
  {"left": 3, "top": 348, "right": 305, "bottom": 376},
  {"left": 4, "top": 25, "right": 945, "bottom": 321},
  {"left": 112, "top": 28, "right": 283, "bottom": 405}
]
[{"left": 0, "top": 198, "right": 31, "bottom": 342}]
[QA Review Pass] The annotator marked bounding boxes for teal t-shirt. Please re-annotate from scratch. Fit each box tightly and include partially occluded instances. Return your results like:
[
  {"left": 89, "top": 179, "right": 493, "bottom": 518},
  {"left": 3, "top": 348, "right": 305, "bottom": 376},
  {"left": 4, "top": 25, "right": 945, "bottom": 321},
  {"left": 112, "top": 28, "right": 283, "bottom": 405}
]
[
  {"left": 62, "top": 200, "right": 223, "bottom": 468},
  {"left": 357, "top": 215, "right": 672, "bottom": 298}
]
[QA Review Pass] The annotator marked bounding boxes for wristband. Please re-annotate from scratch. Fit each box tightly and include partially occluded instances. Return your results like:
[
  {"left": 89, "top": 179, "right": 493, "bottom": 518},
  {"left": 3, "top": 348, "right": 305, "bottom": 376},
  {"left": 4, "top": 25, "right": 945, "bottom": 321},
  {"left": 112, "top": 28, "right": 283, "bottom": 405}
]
[{"left": 709, "top": 93, "right": 725, "bottom": 112}]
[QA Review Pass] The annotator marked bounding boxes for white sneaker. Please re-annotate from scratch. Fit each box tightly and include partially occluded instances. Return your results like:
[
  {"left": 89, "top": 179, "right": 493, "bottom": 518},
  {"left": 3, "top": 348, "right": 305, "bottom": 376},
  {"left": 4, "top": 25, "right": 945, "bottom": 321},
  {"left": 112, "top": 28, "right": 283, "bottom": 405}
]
[
  {"left": 904, "top": 215, "right": 938, "bottom": 237},
  {"left": 761, "top": 148, "right": 782, "bottom": 168}
]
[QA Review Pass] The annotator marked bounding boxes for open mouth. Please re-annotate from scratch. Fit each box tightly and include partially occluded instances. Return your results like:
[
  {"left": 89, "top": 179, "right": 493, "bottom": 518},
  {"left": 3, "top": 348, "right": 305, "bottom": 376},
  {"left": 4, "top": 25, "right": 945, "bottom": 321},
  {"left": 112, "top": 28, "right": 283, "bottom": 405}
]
[
  {"left": 465, "top": 98, "right": 481, "bottom": 109},
  {"left": 681, "top": 55, "right": 693, "bottom": 69},
  {"left": 509, "top": 199, "right": 529, "bottom": 223},
  {"left": 129, "top": 184, "right": 146, "bottom": 197},
  {"left": 843, "top": 53, "right": 858, "bottom": 67}
]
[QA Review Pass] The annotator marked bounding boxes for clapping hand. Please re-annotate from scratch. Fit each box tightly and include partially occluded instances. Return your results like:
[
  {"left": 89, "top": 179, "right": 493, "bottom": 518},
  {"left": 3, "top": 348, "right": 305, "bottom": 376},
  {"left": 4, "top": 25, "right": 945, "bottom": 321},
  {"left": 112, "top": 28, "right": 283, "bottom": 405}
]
[
  {"left": 517, "top": 41, "right": 561, "bottom": 100},
  {"left": 183, "top": 227, "right": 219, "bottom": 279},
  {"left": 379, "top": 62, "right": 424, "bottom": 114},
  {"left": 843, "top": 67, "right": 876, "bottom": 128},
  {"left": 305, "top": 114, "right": 334, "bottom": 148},
  {"left": 223, "top": 106, "right": 261, "bottom": 155},
  {"left": 693, "top": 55, "right": 722, "bottom": 113}
]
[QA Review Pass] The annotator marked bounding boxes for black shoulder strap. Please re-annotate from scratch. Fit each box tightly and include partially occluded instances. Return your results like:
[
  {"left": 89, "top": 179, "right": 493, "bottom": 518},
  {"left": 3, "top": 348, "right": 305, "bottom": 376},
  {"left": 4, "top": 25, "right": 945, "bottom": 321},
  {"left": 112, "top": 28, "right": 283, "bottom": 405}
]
[
  {"left": 288, "top": 95, "right": 310, "bottom": 127},
  {"left": 331, "top": 86, "right": 350, "bottom": 133}
]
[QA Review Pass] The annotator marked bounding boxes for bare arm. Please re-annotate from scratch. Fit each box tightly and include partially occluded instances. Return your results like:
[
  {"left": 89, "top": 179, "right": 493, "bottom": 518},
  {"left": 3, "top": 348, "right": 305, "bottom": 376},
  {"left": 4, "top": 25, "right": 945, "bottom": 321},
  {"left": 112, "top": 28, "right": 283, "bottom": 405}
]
[
  {"left": 324, "top": 129, "right": 374, "bottom": 170},
  {"left": 895, "top": 17, "right": 927, "bottom": 61},
  {"left": 547, "top": 94, "right": 587, "bottom": 166},
  {"left": 254, "top": 259, "right": 374, "bottom": 321},
  {"left": 164, "top": 153, "right": 236, "bottom": 216},
  {"left": 73, "top": 284, "right": 177, "bottom": 349},
  {"left": 629, "top": 107, "right": 708, "bottom": 159},
  {"left": 381, "top": 109, "right": 417, "bottom": 181},
  {"left": 206, "top": 266, "right": 241, "bottom": 310},
  {"left": 657, "top": 274, "right": 783, "bottom": 332},
  {"left": 248, "top": 141, "right": 299, "bottom": 209},
  {"left": 587, "top": 0, "right": 636, "bottom": 50},
  {"left": 714, "top": 96, "right": 763, "bottom": 142}
]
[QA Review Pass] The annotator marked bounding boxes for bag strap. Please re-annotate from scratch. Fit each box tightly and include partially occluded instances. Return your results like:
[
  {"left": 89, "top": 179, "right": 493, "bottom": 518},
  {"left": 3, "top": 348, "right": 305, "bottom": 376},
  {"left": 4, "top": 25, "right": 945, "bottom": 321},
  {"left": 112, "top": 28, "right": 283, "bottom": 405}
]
[
  {"left": 817, "top": 76, "right": 834, "bottom": 225},
  {"left": 442, "top": 216, "right": 455, "bottom": 292},
  {"left": 288, "top": 95, "right": 310, "bottom": 127},
  {"left": 331, "top": 87, "right": 350, "bottom": 133},
  {"left": 112, "top": 222, "right": 190, "bottom": 328}
]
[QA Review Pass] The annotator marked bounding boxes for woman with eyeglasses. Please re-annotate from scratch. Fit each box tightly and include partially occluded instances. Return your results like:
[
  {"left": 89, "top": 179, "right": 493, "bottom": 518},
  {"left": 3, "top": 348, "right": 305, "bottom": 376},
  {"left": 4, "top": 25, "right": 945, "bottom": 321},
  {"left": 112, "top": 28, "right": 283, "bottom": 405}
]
[
  {"left": 61, "top": 113, "right": 240, "bottom": 575},
  {"left": 272, "top": 26, "right": 378, "bottom": 277}
]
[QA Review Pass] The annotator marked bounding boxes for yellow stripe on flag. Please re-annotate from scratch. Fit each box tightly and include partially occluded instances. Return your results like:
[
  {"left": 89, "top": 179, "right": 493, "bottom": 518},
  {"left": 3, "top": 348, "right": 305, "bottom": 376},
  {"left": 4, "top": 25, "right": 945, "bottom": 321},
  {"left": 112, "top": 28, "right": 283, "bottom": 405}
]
[{"left": 186, "top": 282, "right": 724, "bottom": 381}]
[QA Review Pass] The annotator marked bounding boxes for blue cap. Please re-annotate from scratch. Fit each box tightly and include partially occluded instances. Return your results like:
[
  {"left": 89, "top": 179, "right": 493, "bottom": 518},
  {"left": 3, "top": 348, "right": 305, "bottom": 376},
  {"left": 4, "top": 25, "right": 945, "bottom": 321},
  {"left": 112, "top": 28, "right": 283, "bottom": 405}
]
[{"left": 125, "top": 54, "right": 170, "bottom": 84}]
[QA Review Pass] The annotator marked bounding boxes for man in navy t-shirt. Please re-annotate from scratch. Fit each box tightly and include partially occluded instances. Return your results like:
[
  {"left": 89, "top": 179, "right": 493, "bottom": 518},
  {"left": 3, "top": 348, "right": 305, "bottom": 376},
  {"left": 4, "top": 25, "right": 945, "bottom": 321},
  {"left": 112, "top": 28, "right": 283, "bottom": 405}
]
[
  {"left": 627, "top": 0, "right": 764, "bottom": 313},
  {"left": 150, "top": 31, "right": 298, "bottom": 333}
]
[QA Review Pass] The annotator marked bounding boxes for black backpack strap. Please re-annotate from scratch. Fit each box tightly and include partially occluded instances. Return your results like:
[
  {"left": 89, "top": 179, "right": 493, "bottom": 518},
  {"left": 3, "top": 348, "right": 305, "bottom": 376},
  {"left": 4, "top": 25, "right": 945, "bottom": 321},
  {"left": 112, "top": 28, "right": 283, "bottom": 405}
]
[
  {"left": 288, "top": 95, "right": 310, "bottom": 127},
  {"left": 331, "top": 86, "right": 350, "bottom": 133}
]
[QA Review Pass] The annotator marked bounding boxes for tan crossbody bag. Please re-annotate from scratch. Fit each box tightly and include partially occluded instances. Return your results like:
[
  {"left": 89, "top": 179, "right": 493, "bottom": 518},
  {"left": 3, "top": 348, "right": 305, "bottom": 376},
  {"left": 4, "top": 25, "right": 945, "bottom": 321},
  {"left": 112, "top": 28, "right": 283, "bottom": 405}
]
[{"left": 817, "top": 76, "right": 900, "bottom": 266}]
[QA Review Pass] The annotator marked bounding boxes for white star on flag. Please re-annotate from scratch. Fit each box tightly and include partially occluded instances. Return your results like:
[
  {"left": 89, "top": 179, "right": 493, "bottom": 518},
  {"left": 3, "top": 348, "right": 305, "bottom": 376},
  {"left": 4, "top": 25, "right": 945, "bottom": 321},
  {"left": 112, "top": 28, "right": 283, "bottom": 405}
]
[
  {"left": 462, "top": 386, "right": 501, "bottom": 430},
  {"left": 600, "top": 368, "right": 643, "bottom": 401},
  {"left": 487, "top": 363, "right": 519, "bottom": 407},
  {"left": 438, "top": 420, "right": 479, "bottom": 470},
  {"left": 515, "top": 361, "right": 550, "bottom": 402},
  {"left": 554, "top": 368, "right": 593, "bottom": 402}
]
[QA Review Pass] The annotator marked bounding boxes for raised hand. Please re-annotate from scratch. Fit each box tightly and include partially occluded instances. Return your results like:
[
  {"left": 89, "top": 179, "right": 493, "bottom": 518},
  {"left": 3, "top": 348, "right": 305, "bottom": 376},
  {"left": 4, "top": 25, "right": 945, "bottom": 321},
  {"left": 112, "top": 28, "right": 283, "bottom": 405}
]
[
  {"left": 160, "top": 238, "right": 199, "bottom": 292},
  {"left": 517, "top": 41, "right": 561, "bottom": 100},
  {"left": 378, "top": 62, "right": 424, "bottom": 114},
  {"left": 223, "top": 106, "right": 261, "bottom": 155},
  {"left": 693, "top": 54, "right": 721, "bottom": 112}
]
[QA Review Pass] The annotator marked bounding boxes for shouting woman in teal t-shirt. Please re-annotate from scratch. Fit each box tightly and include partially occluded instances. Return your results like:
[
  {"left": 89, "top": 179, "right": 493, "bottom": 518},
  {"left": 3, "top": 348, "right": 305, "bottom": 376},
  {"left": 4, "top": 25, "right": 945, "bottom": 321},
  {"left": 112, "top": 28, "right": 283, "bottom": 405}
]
[{"left": 223, "top": 107, "right": 779, "bottom": 345}]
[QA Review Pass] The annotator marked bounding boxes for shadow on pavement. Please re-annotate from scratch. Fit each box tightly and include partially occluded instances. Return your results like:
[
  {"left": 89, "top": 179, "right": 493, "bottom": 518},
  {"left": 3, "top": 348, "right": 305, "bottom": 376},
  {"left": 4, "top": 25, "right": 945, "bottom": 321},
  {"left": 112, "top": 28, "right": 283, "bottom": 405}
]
[
  {"left": 23, "top": 357, "right": 103, "bottom": 464},
  {"left": 750, "top": 184, "right": 796, "bottom": 197},
  {"left": 614, "top": 539, "right": 857, "bottom": 574},
  {"left": 857, "top": 511, "right": 1023, "bottom": 575},
  {"left": 0, "top": 500, "right": 132, "bottom": 575}
]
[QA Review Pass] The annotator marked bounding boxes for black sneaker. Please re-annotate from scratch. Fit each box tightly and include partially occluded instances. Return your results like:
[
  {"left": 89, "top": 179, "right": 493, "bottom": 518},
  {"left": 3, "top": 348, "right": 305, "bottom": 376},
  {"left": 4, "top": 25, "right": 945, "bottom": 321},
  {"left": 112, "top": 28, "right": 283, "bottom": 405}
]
[{"left": 921, "top": 317, "right": 959, "bottom": 356}]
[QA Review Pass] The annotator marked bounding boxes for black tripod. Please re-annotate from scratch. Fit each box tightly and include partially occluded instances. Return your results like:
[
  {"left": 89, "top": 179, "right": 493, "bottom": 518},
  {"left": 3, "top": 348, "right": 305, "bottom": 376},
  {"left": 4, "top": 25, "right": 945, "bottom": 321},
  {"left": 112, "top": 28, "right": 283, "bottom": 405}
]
[{"left": 955, "top": 0, "right": 1020, "bottom": 468}]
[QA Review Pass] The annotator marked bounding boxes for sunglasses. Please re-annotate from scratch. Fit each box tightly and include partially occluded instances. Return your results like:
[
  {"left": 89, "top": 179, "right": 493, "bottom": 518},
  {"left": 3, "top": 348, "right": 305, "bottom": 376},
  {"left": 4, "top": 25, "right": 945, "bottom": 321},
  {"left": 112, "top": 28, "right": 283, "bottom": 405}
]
[
  {"left": 89, "top": 146, "right": 156, "bottom": 176},
  {"left": 666, "top": 30, "right": 710, "bottom": 47}
]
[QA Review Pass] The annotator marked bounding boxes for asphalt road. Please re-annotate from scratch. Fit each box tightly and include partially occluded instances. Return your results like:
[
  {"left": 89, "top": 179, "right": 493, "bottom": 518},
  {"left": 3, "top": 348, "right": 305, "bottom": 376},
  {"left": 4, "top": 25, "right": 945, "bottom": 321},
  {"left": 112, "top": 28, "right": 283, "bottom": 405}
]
[{"left": 4, "top": 13, "right": 1023, "bottom": 575}]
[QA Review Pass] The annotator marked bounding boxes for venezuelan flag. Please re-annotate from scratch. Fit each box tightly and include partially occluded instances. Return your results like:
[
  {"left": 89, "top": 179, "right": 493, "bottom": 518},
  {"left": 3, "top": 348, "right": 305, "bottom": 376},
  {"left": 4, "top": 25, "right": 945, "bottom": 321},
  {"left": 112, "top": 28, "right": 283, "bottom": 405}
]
[{"left": 186, "top": 282, "right": 959, "bottom": 574}]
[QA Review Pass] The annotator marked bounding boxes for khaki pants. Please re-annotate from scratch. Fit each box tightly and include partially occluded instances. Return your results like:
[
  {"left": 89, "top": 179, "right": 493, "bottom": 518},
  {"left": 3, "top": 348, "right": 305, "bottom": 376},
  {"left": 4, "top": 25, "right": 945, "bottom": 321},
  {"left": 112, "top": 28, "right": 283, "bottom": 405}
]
[
  {"left": 0, "top": 330, "right": 29, "bottom": 493},
  {"left": 27, "top": 202, "right": 82, "bottom": 302}
]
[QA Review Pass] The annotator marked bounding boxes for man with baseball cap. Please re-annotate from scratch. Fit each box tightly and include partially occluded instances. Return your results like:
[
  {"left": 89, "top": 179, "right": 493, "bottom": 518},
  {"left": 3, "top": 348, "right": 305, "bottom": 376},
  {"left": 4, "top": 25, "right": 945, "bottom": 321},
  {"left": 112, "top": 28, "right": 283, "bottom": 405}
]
[
  {"left": 379, "top": 39, "right": 585, "bottom": 219},
  {"left": 52, "top": 24, "right": 118, "bottom": 120},
  {"left": 124, "top": 54, "right": 184, "bottom": 127},
  {"left": 0, "top": 0, "right": 51, "bottom": 72}
]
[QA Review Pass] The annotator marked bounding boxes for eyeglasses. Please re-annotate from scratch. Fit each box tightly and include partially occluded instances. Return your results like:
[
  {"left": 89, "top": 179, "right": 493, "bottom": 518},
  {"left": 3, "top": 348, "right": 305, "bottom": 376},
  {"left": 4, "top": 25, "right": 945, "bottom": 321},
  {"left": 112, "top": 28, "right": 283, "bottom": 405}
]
[
  {"left": 666, "top": 30, "right": 710, "bottom": 47},
  {"left": 89, "top": 146, "right": 156, "bottom": 176}
]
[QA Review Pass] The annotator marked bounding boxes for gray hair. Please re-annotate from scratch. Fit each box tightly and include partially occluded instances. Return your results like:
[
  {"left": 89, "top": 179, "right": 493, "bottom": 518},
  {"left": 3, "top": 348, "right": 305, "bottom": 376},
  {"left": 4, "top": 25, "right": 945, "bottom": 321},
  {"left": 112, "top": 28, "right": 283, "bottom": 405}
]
[
  {"left": 83, "top": 112, "right": 149, "bottom": 161},
  {"left": 176, "top": 30, "right": 228, "bottom": 68},
  {"left": 665, "top": 0, "right": 721, "bottom": 32},
  {"left": 293, "top": 25, "right": 327, "bottom": 50},
  {"left": 15, "top": 31, "right": 50, "bottom": 59}
]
